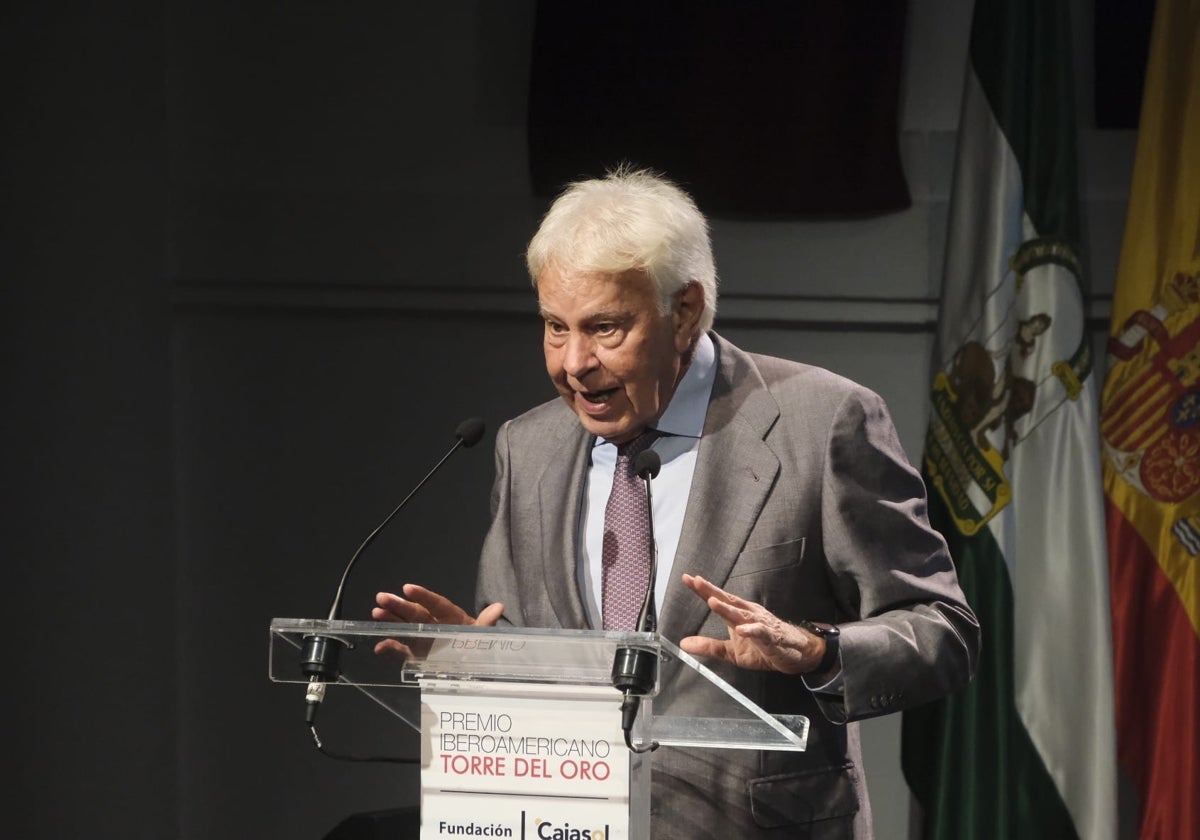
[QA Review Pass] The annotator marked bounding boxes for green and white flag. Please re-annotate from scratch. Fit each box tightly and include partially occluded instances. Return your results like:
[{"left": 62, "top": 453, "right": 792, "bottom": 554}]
[{"left": 900, "top": 0, "right": 1116, "bottom": 837}]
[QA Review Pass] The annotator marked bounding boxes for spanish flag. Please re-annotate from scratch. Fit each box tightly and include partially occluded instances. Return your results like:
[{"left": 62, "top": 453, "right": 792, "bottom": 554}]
[{"left": 1101, "top": 1, "right": 1200, "bottom": 837}]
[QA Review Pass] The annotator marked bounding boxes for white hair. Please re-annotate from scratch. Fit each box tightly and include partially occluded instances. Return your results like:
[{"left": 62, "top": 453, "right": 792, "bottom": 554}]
[{"left": 526, "top": 167, "right": 718, "bottom": 331}]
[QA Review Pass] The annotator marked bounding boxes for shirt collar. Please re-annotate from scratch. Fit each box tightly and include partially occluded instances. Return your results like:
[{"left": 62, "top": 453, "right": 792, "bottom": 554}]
[{"left": 592, "top": 331, "right": 715, "bottom": 448}]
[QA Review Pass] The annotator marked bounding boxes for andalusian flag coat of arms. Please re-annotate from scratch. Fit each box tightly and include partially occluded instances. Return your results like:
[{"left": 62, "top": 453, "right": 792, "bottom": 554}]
[
  {"left": 901, "top": 0, "right": 1117, "bottom": 837},
  {"left": 1100, "top": 0, "right": 1200, "bottom": 836}
]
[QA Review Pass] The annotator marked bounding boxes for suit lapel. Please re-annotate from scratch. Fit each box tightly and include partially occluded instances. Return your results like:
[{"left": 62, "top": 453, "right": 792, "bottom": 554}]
[
  {"left": 536, "top": 411, "right": 593, "bottom": 629},
  {"left": 659, "top": 335, "right": 782, "bottom": 642}
]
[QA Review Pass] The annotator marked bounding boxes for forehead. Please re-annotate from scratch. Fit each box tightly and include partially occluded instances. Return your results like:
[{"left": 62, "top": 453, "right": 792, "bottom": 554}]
[{"left": 537, "top": 265, "right": 658, "bottom": 318}]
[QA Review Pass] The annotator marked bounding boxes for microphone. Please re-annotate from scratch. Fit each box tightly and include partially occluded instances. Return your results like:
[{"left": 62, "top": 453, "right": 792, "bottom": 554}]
[
  {"left": 301, "top": 417, "right": 487, "bottom": 723},
  {"left": 632, "top": 449, "right": 661, "bottom": 634},
  {"left": 611, "top": 446, "right": 662, "bottom": 753},
  {"left": 634, "top": 448, "right": 662, "bottom": 478}
]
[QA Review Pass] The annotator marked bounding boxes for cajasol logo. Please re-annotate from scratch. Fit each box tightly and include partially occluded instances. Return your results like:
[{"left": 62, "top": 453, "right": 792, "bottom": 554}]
[{"left": 534, "top": 818, "right": 609, "bottom": 840}]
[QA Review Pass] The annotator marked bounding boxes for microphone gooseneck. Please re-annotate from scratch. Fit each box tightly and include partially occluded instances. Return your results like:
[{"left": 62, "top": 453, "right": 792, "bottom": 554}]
[
  {"left": 612, "top": 446, "right": 663, "bottom": 753},
  {"left": 302, "top": 417, "right": 487, "bottom": 726},
  {"left": 631, "top": 449, "right": 661, "bottom": 634}
]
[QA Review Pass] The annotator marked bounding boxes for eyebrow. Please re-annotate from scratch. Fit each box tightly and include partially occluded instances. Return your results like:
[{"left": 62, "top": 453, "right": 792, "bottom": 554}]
[{"left": 538, "top": 306, "right": 632, "bottom": 325}]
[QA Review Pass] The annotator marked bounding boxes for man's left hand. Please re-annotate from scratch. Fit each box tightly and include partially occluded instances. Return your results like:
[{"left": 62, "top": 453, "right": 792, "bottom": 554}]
[{"left": 679, "top": 574, "right": 827, "bottom": 675}]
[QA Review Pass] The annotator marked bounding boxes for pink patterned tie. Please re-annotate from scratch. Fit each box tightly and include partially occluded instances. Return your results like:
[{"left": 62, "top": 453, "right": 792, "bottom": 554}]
[{"left": 601, "top": 431, "right": 657, "bottom": 631}]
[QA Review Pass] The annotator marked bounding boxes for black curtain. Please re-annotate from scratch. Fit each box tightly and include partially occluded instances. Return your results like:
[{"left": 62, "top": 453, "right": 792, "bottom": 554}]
[{"left": 528, "top": 1, "right": 911, "bottom": 218}]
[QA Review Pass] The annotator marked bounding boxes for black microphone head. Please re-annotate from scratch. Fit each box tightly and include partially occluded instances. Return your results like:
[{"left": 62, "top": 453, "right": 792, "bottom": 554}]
[
  {"left": 633, "top": 448, "right": 661, "bottom": 480},
  {"left": 455, "top": 417, "right": 486, "bottom": 448}
]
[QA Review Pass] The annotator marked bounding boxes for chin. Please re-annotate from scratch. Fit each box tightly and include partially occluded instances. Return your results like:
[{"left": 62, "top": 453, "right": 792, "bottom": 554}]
[{"left": 576, "top": 414, "right": 633, "bottom": 442}]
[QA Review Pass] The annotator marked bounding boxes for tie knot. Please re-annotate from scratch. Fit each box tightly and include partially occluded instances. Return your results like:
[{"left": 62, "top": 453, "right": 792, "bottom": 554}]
[{"left": 616, "top": 429, "right": 658, "bottom": 460}]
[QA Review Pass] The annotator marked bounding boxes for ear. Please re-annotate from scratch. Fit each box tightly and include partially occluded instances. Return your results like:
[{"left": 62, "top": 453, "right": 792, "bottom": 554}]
[{"left": 672, "top": 282, "right": 706, "bottom": 353}]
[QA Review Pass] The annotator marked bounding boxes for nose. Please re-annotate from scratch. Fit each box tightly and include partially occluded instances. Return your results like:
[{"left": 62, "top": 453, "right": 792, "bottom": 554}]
[{"left": 563, "top": 332, "right": 598, "bottom": 380}]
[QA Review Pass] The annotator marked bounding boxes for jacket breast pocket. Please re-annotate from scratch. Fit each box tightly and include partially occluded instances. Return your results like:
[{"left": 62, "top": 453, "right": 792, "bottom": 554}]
[{"left": 728, "top": 536, "right": 806, "bottom": 578}]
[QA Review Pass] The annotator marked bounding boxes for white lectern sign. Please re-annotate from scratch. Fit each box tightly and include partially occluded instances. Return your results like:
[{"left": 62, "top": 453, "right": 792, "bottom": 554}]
[
  {"left": 269, "top": 620, "right": 807, "bottom": 840},
  {"left": 421, "top": 681, "right": 644, "bottom": 840}
]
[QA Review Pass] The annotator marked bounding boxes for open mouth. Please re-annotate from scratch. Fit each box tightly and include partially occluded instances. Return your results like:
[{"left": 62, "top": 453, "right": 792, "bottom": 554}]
[{"left": 578, "top": 388, "right": 618, "bottom": 405}]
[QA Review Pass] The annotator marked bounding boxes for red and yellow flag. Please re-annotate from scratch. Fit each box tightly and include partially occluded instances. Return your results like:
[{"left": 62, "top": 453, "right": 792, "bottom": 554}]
[{"left": 1100, "top": 1, "right": 1200, "bottom": 837}]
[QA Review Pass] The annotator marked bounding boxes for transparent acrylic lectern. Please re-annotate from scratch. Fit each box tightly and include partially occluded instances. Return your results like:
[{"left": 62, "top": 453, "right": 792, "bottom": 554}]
[{"left": 270, "top": 619, "right": 808, "bottom": 839}]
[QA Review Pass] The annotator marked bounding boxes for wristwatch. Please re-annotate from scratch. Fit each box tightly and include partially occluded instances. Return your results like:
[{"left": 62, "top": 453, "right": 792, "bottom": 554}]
[{"left": 798, "top": 619, "right": 841, "bottom": 674}]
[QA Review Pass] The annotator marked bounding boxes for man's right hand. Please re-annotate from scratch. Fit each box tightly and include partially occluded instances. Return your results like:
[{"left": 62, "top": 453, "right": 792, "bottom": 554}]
[
  {"left": 372, "top": 584, "right": 504, "bottom": 626},
  {"left": 371, "top": 584, "right": 504, "bottom": 657}
]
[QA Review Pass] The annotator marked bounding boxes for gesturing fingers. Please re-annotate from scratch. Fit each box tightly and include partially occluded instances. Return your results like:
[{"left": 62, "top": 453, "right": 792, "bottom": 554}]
[
  {"left": 684, "top": 573, "right": 755, "bottom": 612},
  {"left": 399, "top": 584, "right": 472, "bottom": 624},
  {"left": 683, "top": 573, "right": 739, "bottom": 603},
  {"left": 684, "top": 574, "right": 772, "bottom": 633},
  {"left": 375, "top": 588, "right": 504, "bottom": 629},
  {"left": 474, "top": 601, "right": 505, "bottom": 627},
  {"left": 678, "top": 634, "right": 735, "bottom": 663},
  {"left": 373, "top": 638, "right": 416, "bottom": 659},
  {"left": 681, "top": 572, "right": 822, "bottom": 674},
  {"left": 374, "top": 591, "right": 434, "bottom": 624}
]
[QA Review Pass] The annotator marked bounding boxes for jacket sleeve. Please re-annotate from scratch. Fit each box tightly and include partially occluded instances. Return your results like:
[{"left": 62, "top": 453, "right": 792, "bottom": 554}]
[
  {"left": 474, "top": 420, "right": 522, "bottom": 626},
  {"left": 813, "top": 385, "right": 980, "bottom": 724}
]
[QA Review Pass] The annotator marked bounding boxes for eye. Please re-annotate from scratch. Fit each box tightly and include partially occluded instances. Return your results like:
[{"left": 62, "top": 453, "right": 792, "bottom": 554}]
[
  {"left": 545, "top": 319, "right": 567, "bottom": 335},
  {"left": 593, "top": 322, "right": 617, "bottom": 336}
]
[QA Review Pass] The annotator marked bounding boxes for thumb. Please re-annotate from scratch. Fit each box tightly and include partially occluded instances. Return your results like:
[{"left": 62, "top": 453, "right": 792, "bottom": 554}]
[
  {"left": 678, "top": 635, "right": 731, "bottom": 663},
  {"left": 474, "top": 602, "right": 505, "bottom": 627}
]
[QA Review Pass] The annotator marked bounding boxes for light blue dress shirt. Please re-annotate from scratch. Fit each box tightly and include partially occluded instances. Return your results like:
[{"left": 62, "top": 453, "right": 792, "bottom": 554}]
[
  {"left": 578, "top": 332, "right": 716, "bottom": 629},
  {"left": 575, "top": 333, "right": 844, "bottom": 692}
]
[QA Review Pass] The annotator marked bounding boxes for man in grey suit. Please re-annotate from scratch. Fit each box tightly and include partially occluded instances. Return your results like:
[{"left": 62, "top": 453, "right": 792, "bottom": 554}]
[{"left": 375, "top": 168, "right": 979, "bottom": 838}]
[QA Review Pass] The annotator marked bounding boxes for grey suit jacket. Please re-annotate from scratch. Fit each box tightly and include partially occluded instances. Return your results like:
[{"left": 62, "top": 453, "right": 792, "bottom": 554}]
[{"left": 476, "top": 333, "right": 979, "bottom": 839}]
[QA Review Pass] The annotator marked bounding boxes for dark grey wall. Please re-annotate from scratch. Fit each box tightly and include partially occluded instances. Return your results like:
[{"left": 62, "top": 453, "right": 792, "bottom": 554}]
[
  {"left": 4, "top": 3, "right": 177, "bottom": 838},
  {"left": 174, "top": 309, "right": 550, "bottom": 836},
  {"left": 3, "top": 2, "right": 555, "bottom": 836},
  {"left": 5, "top": 2, "right": 1134, "bottom": 838},
  {"left": 172, "top": 3, "right": 551, "bottom": 835}
]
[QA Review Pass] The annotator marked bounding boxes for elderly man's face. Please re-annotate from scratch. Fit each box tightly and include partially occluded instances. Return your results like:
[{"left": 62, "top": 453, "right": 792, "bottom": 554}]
[{"left": 538, "top": 264, "right": 702, "bottom": 444}]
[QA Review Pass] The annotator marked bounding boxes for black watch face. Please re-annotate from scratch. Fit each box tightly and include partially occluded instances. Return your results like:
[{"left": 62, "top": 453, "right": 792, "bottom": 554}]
[{"left": 801, "top": 619, "right": 836, "bottom": 637}]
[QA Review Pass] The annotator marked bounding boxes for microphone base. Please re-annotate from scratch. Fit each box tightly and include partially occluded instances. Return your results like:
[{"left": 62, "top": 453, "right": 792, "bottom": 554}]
[
  {"left": 611, "top": 645, "right": 657, "bottom": 696},
  {"left": 301, "top": 634, "right": 346, "bottom": 682}
]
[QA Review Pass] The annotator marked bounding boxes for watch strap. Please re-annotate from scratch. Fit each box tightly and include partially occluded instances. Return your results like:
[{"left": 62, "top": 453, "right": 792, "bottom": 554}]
[{"left": 799, "top": 619, "right": 840, "bottom": 674}]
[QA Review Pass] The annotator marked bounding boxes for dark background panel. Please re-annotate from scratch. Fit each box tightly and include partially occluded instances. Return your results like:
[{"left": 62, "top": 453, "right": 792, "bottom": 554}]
[
  {"left": 528, "top": 1, "right": 911, "bottom": 216},
  {"left": 2, "top": 2, "right": 177, "bottom": 838},
  {"left": 1093, "top": 0, "right": 1155, "bottom": 128},
  {"left": 173, "top": 308, "right": 550, "bottom": 836},
  {"left": 1, "top": 0, "right": 1141, "bottom": 837}
]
